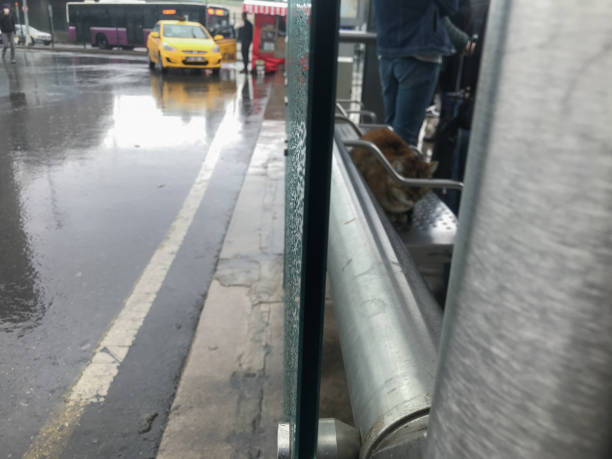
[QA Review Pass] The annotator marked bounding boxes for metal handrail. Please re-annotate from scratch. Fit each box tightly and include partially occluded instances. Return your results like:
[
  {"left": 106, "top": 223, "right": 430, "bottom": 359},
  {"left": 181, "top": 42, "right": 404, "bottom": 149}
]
[
  {"left": 336, "top": 117, "right": 427, "bottom": 159},
  {"left": 335, "top": 104, "right": 377, "bottom": 124},
  {"left": 335, "top": 114, "right": 364, "bottom": 137},
  {"left": 336, "top": 99, "right": 365, "bottom": 109},
  {"left": 344, "top": 109, "right": 377, "bottom": 123},
  {"left": 335, "top": 102, "right": 348, "bottom": 117},
  {"left": 338, "top": 30, "right": 377, "bottom": 44},
  {"left": 342, "top": 139, "right": 464, "bottom": 190},
  {"left": 359, "top": 123, "right": 392, "bottom": 131},
  {"left": 335, "top": 115, "right": 391, "bottom": 136}
]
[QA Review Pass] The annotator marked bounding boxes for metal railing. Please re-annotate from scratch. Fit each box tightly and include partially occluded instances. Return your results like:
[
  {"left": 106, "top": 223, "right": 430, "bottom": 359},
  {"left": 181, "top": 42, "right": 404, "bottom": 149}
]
[
  {"left": 338, "top": 30, "right": 377, "bottom": 44},
  {"left": 342, "top": 140, "right": 464, "bottom": 191}
]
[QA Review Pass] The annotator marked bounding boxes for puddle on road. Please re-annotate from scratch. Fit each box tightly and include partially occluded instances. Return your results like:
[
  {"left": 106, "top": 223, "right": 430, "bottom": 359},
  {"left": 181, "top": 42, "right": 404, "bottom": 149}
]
[{"left": 0, "top": 52, "right": 272, "bottom": 336}]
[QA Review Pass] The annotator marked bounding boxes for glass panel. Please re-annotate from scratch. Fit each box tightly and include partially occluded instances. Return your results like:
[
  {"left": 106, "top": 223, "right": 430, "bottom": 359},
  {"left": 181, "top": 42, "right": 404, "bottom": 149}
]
[
  {"left": 284, "top": 0, "right": 339, "bottom": 456},
  {"left": 283, "top": 0, "right": 311, "bottom": 456}
]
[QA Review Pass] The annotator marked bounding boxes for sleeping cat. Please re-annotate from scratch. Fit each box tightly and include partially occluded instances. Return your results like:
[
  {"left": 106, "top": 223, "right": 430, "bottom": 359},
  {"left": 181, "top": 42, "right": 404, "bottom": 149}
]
[{"left": 349, "top": 128, "right": 437, "bottom": 220}]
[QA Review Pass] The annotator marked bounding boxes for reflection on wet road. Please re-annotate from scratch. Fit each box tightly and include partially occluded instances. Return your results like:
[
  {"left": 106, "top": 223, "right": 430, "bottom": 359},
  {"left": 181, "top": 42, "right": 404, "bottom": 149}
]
[{"left": 0, "top": 51, "right": 273, "bottom": 457}]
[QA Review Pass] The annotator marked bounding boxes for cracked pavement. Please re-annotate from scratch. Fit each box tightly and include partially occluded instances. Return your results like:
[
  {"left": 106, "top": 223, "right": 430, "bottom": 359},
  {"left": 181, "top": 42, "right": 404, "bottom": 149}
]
[{"left": 157, "top": 120, "right": 286, "bottom": 459}]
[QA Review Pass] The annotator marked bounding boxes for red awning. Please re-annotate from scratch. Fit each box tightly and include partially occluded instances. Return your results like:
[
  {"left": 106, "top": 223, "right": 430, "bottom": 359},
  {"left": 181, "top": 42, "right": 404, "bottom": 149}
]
[{"left": 242, "top": 0, "right": 288, "bottom": 17}]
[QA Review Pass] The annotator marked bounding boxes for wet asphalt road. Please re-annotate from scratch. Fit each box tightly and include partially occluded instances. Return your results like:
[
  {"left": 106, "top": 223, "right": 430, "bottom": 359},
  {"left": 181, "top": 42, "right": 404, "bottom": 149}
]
[{"left": 0, "top": 50, "right": 274, "bottom": 458}]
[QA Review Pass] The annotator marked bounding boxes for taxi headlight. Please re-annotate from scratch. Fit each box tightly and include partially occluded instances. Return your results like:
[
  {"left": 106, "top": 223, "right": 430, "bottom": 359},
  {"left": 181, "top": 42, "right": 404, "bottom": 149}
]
[
  {"left": 212, "top": 46, "right": 220, "bottom": 53},
  {"left": 162, "top": 43, "right": 177, "bottom": 52}
]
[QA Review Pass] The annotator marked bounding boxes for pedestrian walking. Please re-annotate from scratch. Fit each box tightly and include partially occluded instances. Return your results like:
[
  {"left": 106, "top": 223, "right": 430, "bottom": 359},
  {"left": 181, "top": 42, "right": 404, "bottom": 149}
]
[
  {"left": 237, "top": 12, "right": 253, "bottom": 74},
  {"left": 1, "top": 3, "right": 16, "bottom": 63},
  {"left": 373, "top": 0, "right": 458, "bottom": 145}
]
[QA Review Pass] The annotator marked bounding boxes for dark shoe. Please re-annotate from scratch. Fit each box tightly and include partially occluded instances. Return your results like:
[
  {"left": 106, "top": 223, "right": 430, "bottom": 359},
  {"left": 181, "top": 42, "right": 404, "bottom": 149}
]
[{"left": 239, "top": 69, "right": 247, "bottom": 74}]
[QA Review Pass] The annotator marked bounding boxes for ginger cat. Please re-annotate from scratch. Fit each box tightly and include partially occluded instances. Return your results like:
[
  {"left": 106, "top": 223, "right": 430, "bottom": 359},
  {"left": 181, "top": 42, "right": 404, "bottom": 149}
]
[{"left": 349, "top": 128, "right": 437, "bottom": 218}]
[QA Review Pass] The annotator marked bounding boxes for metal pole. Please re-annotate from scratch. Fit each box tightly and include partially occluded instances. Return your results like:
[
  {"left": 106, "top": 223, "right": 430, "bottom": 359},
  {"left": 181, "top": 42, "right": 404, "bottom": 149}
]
[
  {"left": 14, "top": 3, "right": 21, "bottom": 42},
  {"left": 426, "top": 1, "right": 612, "bottom": 458},
  {"left": 360, "top": 3, "right": 384, "bottom": 124},
  {"left": 22, "top": 0, "right": 30, "bottom": 46},
  {"left": 338, "top": 30, "right": 376, "bottom": 44},
  {"left": 47, "top": 4, "right": 54, "bottom": 48},
  {"left": 327, "top": 148, "right": 442, "bottom": 459}
]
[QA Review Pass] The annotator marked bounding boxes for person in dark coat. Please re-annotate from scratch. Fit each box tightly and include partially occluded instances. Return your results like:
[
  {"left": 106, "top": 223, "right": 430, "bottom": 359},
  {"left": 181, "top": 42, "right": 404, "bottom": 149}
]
[
  {"left": 431, "top": 0, "right": 491, "bottom": 215},
  {"left": 1, "top": 3, "right": 16, "bottom": 63},
  {"left": 237, "top": 12, "right": 253, "bottom": 74}
]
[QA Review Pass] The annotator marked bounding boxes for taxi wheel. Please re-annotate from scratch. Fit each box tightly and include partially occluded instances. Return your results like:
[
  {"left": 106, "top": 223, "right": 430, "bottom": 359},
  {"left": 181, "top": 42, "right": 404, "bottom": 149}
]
[
  {"left": 157, "top": 53, "right": 168, "bottom": 74},
  {"left": 212, "top": 68, "right": 220, "bottom": 76},
  {"left": 148, "top": 52, "right": 155, "bottom": 69}
]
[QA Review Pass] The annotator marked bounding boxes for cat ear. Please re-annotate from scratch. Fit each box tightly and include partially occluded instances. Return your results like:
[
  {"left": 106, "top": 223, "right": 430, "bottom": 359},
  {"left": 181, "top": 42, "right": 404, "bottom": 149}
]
[
  {"left": 392, "top": 159, "right": 405, "bottom": 174},
  {"left": 428, "top": 161, "right": 439, "bottom": 174}
]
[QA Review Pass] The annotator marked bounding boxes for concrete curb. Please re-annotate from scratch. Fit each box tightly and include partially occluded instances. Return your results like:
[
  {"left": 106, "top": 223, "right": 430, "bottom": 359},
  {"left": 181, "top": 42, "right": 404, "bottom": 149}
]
[{"left": 18, "top": 45, "right": 146, "bottom": 57}]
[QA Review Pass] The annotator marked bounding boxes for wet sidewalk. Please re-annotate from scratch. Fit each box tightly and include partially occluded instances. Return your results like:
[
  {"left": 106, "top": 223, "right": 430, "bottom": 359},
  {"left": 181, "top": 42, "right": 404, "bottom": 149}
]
[{"left": 157, "top": 120, "right": 286, "bottom": 458}]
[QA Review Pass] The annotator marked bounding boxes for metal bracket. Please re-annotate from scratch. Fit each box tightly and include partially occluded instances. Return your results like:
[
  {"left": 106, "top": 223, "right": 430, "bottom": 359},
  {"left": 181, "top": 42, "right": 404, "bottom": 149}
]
[{"left": 278, "top": 420, "right": 361, "bottom": 459}]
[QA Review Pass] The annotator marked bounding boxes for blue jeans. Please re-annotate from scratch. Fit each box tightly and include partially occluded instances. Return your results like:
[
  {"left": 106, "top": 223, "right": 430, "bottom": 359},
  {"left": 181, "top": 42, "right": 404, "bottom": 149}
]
[{"left": 379, "top": 57, "right": 440, "bottom": 145}]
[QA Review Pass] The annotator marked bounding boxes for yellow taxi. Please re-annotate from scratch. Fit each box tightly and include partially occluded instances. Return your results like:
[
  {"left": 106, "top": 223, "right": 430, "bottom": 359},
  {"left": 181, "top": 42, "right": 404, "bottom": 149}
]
[{"left": 147, "top": 20, "right": 223, "bottom": 74}]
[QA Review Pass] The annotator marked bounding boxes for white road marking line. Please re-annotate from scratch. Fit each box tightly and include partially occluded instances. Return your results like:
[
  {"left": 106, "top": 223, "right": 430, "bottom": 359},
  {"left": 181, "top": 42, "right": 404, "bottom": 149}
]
[{"left": 23, "top": 104, "right": 238, "bottom": 459}]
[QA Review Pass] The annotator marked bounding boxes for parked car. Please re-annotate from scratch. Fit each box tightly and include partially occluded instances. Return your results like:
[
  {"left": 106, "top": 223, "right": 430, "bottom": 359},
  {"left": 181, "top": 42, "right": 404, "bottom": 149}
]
[{"left": 15, "top": 25, "right": 52, "bottom": 46}]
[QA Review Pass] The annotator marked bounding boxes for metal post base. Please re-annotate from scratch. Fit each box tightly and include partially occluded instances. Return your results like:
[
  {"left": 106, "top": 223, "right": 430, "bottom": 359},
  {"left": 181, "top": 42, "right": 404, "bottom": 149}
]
[{"left": 278, "top": 419, "right": 361, "bottom": 459}]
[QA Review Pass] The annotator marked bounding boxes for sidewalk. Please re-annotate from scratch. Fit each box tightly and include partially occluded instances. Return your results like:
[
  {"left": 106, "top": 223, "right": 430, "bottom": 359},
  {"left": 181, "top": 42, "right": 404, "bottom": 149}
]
[{"left": 157, "top": 120, "right": 286, "bottom": 459}]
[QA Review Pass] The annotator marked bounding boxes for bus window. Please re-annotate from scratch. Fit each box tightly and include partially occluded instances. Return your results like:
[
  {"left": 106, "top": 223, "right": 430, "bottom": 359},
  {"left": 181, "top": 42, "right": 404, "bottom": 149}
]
[
  {"left": 206, "top": 7, "right": 231, "bottom": 37},
  {"left": 143, "top": 6, "right": 157, "bottom": 29},
  {"left": 66, "top": 2, "right": 208, "bottom": 45},
  {"left": 182, "top": 5, "right": 204, "bottom": 24},
  {"left": 67, "top": 5, "right": 77, "bottom": 25}
]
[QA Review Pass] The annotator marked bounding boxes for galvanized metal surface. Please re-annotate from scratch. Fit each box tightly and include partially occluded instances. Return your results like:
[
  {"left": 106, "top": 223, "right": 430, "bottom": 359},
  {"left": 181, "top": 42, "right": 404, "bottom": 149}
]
[
  {"left": 426, "top": 1, "right": 612, "bottom": 458},
  {"left": 277, "top": 423, "right": 291, "bottom": 459},
  {"left": 327, "top": 145, "right": 441, "bottom": 458},
  {"left": 370, "top": 415, "right": 428, "bottom": 459},
  {"left": 400, "top": 194, "right": 457, "bottom": 247},
  {"left": 317, "top": 419, "right": 361, "bottom": 459}
]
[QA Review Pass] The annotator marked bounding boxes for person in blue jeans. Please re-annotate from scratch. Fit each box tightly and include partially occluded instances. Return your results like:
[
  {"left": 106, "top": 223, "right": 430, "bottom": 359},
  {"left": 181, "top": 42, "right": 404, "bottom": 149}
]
[{"left": 373, "top": 0, "right": 458, "bottom": 146}]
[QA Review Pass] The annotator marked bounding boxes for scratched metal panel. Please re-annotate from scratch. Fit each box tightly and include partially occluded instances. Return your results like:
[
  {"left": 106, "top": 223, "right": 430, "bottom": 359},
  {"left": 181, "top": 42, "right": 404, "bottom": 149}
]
[{"left": 426, "top": 1, "right": 612, "bottom": 457}]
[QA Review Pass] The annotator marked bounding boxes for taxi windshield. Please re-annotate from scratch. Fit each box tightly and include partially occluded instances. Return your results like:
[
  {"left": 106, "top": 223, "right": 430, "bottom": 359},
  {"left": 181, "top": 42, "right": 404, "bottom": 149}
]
[{"left": 163, "top": 25, "right": 210, "bottom": 39}]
